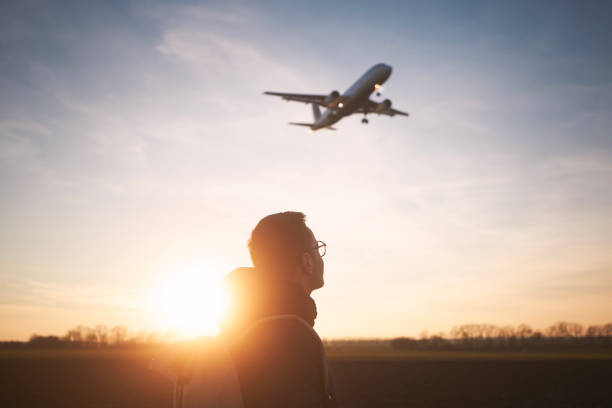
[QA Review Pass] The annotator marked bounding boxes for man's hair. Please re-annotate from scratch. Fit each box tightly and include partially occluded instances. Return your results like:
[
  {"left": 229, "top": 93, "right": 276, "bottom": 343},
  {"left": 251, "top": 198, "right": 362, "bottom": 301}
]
[{"left": 248, "top": 211, "right": 312, "bottom": 273}]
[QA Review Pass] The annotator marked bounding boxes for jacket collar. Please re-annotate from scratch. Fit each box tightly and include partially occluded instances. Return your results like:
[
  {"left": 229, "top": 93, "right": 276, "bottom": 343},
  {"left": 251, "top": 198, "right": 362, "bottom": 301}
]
[{"left": 220, "top": 267, "right": 318, "bottom": 336}]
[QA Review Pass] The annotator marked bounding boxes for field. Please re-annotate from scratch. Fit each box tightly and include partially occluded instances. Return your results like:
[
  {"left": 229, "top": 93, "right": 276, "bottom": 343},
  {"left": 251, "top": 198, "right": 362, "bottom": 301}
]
[{"left": 1, "top": 349, "right": 611, "bottom": 407}]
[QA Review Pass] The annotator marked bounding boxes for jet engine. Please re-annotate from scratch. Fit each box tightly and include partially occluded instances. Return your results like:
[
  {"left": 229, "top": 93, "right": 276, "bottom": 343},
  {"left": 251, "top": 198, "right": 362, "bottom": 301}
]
[
  {"left": 375, "top": 99, "right": 392, "bottom": 114},
  {"left": 324, "top": 90, "right": 340, "bottom": 106}
]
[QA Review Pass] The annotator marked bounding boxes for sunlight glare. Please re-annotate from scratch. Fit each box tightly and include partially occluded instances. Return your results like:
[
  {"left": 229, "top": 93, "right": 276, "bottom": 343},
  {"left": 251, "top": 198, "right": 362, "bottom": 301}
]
[{"left": 151, "top": 261, "right": 228, "bottom": 340}]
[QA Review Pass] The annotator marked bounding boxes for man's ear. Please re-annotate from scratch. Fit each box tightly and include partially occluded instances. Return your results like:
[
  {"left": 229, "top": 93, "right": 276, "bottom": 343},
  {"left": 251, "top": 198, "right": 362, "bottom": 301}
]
[{"left": 300, "top": 252, "right": 313, "bottom": 275}]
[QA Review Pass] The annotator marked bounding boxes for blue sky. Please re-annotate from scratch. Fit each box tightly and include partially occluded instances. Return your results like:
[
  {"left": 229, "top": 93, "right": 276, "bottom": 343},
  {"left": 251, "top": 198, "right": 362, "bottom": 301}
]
[{"left": 1, "top": 0, "right": 611, "bottom": 339}]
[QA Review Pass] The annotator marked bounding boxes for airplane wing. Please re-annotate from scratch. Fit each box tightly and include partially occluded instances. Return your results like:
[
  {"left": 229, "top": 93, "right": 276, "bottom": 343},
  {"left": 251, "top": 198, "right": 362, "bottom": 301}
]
[
  {"left": 356, "top": 99, "right": 410, "bottom": 117},
  {"left": 263, "top": 92, "right": 328, "bottom": 107}
]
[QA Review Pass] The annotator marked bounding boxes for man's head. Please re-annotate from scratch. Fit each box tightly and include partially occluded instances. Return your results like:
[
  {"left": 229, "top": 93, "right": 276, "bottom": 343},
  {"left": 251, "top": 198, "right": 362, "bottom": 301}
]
[{"left": 248, "top": 211, "right": 324, "bottom": 294}]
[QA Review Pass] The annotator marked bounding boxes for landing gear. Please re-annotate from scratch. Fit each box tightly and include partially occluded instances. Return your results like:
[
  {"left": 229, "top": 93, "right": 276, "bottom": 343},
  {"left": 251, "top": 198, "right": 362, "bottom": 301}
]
[
  {"left": 376, "top": 92, "right": 381, "bottom": 97},
  {"left": 361, "top": 117, "right": 369, "bottom": 124}
]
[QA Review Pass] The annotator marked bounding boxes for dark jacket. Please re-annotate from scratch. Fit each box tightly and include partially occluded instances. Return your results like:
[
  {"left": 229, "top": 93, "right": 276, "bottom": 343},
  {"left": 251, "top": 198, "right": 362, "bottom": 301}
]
[{"left": 220, "top": 267, "right": 337, "bottom": 408}]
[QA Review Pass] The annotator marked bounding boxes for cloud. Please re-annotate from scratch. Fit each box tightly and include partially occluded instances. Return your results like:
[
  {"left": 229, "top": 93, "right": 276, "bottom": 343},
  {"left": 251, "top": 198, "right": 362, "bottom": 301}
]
[
  {"left": 154, "top": 6, "right": 309, "bottom": 117},
  {"left": 0, "top": 120, "right": 44, "bottom": 160},
  {"left": 0, "top": 279, "right": 146, "bottom": 311},
  {"left": 1, "top": 0, "right": 612, "bottom": 339}
]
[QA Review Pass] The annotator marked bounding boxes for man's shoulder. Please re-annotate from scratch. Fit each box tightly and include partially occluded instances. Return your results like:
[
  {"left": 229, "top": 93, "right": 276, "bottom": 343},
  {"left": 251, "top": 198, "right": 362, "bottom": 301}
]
[
  {"left": 241, "top": 315, "right": 322, "bottom": 351},
  {"left": 231, "top": 317, "right": 332, "bottom": 407},
  {"left": 230, "top": 315, "right": 324, "bottom": 371}
]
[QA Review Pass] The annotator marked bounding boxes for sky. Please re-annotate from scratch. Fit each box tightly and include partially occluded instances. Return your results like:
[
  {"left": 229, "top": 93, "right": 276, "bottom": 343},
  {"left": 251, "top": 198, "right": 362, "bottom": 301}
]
[{"left": 1, "top": 0, "right": 611, "bottom": 340}]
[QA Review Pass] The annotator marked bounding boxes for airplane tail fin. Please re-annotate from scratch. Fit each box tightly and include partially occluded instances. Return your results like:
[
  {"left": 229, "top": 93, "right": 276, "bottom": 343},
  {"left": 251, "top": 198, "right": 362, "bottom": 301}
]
[{"left": 312, "top": 104, "right": 321, "bottom": 121}]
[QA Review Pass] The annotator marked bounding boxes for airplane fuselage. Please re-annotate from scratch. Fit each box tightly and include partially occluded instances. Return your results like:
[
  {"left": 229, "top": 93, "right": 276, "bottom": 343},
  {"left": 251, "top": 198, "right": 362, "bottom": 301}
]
[{"left": 312, "top": 63, "right": 392, "bottom": 130}]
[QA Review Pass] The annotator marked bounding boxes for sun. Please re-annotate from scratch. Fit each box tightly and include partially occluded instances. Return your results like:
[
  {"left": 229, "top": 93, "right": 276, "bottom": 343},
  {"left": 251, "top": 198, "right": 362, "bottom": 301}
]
[{"left": 151, "top": 262, "right": 228, "bottom": 339}]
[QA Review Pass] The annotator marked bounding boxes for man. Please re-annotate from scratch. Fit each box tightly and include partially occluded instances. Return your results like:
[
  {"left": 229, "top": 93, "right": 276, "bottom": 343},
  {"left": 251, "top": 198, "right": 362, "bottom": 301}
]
[{"left": 220, "top": 211, "right": 337, "bottom": 408}]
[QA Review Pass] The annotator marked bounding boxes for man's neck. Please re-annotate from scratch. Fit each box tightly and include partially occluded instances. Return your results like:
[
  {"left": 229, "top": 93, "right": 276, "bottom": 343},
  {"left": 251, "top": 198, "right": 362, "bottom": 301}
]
[
  {"left": 283, "top": 277, "right": 311, "bottom": 296},
  {"left": 293, "top": 277, "right": 312, "bottom": 296},
  {"left": 266, "top": 267, "right": 311, "bottom": 295}
]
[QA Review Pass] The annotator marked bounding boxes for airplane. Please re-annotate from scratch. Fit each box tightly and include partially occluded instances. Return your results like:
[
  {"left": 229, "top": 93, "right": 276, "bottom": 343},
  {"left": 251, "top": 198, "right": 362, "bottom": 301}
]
[{"left": 264, "top": 63, "right": 408, "bottom": 131}]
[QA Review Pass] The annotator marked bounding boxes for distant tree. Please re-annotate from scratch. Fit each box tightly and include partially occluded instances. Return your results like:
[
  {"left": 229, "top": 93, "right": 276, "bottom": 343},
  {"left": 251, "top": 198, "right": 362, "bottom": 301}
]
[
  {"left": 428, "top": 335, "right": 447, "bottom": 349},
  {"left": 84, "top": 327, "right": 98, "bottom": 346},
  {"left": 28, "top": 335, "right": 63, "bottom": 348},
  {"left": 546, "top": 322, "right": 564, "bottom": 337},
  {"left": 567, "top": 322, "right": 584, "bottom": 337},
  {"left": 546, "top": 321, "right": 583, "bottom": 338},
  {"left": 481, "top": 324, "right": 497, "bottom": 339},
  {"left": 95, "top": 325, "right": 109, "bottom": 346},
  {"left": 451, "top": 324, "right": 476, "bottom": 339},
  {"left": 586, "top": 325, "right": 603, "bottom": 337},
  {"left": 78, "top": 325, "right": 88, "bottom": 341},
  {"left": 517, "top": 324, "right": 533, "bottom": 339},
  {"left": 0, "top": 341, "right": 27, "bottom": 349},
  {"left": 65, "top": 327, "right": 82, "bottom": 343},
  {"left": 390, "top": 337, "right": 417, "bottom": 350},
  {"left": 498, "top": 325, "right": 516, "bottom": 338},
  {"left": 111, "top": 325, "right": 128, "bottom": 345}
]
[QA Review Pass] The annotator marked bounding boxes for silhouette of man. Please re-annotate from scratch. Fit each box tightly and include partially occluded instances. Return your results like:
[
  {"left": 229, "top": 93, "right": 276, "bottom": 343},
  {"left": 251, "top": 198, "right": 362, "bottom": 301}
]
[{"left": 220, "top": 211, "right": 337, "bottom": 408}]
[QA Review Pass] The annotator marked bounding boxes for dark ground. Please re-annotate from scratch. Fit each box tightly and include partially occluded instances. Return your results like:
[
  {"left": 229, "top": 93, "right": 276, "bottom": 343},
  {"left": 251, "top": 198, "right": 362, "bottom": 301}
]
[
  {"left": 1, "top": 352, "right": 611, "bottom": 407},
  {"left": 332, "top": 359, "right": 612, "bottom": 407}
]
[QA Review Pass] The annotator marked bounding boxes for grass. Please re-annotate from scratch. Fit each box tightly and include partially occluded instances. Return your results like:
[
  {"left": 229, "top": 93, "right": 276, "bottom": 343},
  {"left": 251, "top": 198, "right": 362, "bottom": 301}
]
[
  {"left": 0, "top": 348, "right": 159, "bottom": 360},
  {"left": 2, "top": 346, "right": 611, "bottom": 361},
  {"left": 326, "top": 347, "right": 612, "bottom": 360}
]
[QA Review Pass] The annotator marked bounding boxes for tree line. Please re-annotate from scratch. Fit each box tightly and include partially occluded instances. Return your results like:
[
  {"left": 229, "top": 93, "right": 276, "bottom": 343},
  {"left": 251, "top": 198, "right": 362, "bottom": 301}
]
[
  {"left": 390, "top": 321, "right": 612, "bottom": 351},
  {"left": 0, "top": 325, "right": 179, "bottom": 349},
  {"left": 1, "top": 321, "right": 611, "bottom": 351}
]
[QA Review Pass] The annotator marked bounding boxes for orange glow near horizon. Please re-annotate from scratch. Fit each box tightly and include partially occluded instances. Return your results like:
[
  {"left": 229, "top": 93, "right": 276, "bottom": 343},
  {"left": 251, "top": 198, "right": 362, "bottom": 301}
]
[
  {"left": 150, "top": 262, "right": 228, "bottom": 339},
  {"left": 2, "top": 2, "right": 612, "bottom": 343}
]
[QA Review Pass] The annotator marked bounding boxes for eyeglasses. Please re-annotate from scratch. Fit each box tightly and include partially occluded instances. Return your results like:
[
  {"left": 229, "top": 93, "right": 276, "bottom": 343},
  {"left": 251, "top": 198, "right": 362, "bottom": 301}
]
[{"left": 310, "top": 240, "right": 326, "bottom": 257}]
